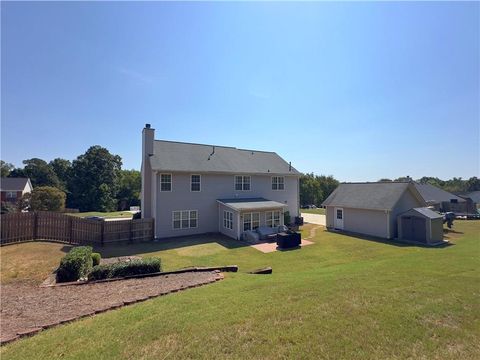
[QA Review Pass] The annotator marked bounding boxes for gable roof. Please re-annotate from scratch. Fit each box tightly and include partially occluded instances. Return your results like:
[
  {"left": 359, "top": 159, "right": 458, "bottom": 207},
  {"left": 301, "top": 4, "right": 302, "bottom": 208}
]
[
  {"left": 0, "top": 177, "right": 31, "bottom": 191},
  {"left": 149, "top": 140, "right": 300, "bottom": 175},
  {"left": 456, "top": 191, "right": 480, "bottom": 203},
  {"left": 401, "top": 207, "right": 443, "bottom": 219},
  {"left": 322, "top": 182, "right": 425, "bottom": 211},
  {"left": 413, "top": 183, "right": 465, "bottom": 204}
]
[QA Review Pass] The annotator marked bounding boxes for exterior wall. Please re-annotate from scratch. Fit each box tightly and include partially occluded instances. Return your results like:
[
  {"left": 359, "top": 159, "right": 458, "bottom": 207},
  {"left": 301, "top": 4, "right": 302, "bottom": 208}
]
[
  {"left": 390, "top": 189, "right": 425, "bottom": 238},
  {"left": 0, "top": 191, "right": 22, "bottom": 203},
  {"left": 153, "top": 172, "right": 299, "bottom": 238},
  {"left": 343, "top": 207, "right": 389, "bottom": 239},
  {"left": 325, "top": 206, "right": 335, "bottom": 228},
  {"left": 430, "top": 218, "right": 444, "bottom": 243},
  {"left": 218, "top": 203, "right": 239, "bottom": 239}
]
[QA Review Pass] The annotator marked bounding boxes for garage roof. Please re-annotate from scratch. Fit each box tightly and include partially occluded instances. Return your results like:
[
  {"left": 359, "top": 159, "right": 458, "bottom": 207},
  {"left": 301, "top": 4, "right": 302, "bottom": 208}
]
[
  {"left": 322, "top": 182, "right": 426, "bottom": 211},
  {"left": 217, "top": 198, "right": 287, "bottom": 211}
]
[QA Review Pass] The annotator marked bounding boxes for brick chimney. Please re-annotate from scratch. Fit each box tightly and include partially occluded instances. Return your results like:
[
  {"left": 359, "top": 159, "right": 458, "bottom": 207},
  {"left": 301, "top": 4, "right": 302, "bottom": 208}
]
[{"left": 141, "top": 124, "right": 155, "bottom": 218}]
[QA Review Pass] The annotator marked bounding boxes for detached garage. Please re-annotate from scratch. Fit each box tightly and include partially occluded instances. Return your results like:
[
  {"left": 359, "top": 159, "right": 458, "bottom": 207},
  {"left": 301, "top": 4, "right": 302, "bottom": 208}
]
[{"left": 398, "top": 207, "right": 444, "bottom": 245}]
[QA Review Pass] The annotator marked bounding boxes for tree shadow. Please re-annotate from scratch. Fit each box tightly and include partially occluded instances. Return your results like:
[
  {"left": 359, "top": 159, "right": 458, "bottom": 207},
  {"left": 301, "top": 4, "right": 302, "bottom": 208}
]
[{"left": 92, "top": 233, "right": 249, "bottom": 258}]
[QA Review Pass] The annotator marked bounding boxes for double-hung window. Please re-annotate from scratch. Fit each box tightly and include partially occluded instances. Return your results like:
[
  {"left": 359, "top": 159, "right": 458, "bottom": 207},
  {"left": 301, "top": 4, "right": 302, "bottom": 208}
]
[
  {"left": 272, "top": 176, "right": 285, "bottom": 190},
  {"left": 243, "top": 212, "right": 259, "bottom": 231},
  {"left": 235, "top": 175, "right": 251, "bottom": 191},
  {"left": 191, "top": 175, "right": 201, "bottom": 192},
  {"left": 6, "top": 191, "right": 17, "bottom": 199},
  {"left": 266, "top": 210, "right": 281, "bottom": 227},
  {"left": 160, "top": 174, "right": 172, "bottom": 192},
  {"left": 172, "top": 210, "right": 198, "bottom": 229},
  {"left": 223, "top": 211, "right": 233, "bottom": 230}
]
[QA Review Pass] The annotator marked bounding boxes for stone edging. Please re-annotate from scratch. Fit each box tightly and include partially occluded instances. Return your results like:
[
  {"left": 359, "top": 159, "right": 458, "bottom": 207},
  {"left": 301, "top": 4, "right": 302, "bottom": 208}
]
[
  {"left": 0, "top": 272, "right": 224, "bottom": 346},
  {"left": 41, "top": 265, "right": 238, "bottom": 288}
]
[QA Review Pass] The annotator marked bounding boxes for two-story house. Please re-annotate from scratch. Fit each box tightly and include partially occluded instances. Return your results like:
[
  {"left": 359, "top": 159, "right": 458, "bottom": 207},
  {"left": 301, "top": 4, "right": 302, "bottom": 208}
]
[{"left": 141, "top": 124, "right": 301, "bottom": 239}]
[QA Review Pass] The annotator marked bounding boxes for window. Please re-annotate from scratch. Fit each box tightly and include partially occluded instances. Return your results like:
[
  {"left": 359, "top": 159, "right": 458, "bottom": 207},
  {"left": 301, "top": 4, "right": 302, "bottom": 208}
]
[
  {"left": 172, "top": 210, "right": 198, "bottom": 229},
  {"left": 160, "top": 174, "right": 172, "bottom": 192},
  {"left": 243, "top": 212, "right": 260, "bottom": 231},
  {"left": 223, "top": 211, "right": 233, "bottom": 230},
  {"left": 336, "top": 209, "right": 343, "bottom": 219},
  {"left": 6, "top": 191, "right": 17, "bottom": 199},
  {"left": 266, "top": 210, "right": 281, "bottom": 227},
  {"left": 272, "top": 176, "right": 285, "bottom": 190},
  {"left": 235, "top": 175, "right": 251, "bottom": 191},
  {"left": 191, "top": 175, "right": 201, "bottom": 192}
]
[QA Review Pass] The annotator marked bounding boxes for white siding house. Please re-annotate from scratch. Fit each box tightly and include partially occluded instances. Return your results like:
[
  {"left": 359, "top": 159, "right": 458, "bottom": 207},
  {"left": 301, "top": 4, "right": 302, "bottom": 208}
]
[{"left": 141, "top": 124, "right": 301, "bottom": 239}]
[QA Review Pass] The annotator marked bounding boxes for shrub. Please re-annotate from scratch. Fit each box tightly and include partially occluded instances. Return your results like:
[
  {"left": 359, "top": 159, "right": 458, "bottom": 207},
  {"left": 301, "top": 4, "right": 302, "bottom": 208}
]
[
  {"left": 56, "top": 246, "right": 93, "bottom": 283},
  {"left": 91, "top": 252, "right": 101, "bottom": 266},
  {"left": 88, "top": 257, "right": 161, "bottom": 281}
]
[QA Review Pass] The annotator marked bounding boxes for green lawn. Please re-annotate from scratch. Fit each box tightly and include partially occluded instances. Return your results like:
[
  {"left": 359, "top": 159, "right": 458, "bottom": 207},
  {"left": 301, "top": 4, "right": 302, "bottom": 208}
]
[
  {"left": 68, "top": 211, "right": 134, "bottom": 219},
  {"left": 1, "top": 222, "right": 479, "bottom": 359},
  {"left": 301, "top": 208, "right": 326, "bottom": 215}
]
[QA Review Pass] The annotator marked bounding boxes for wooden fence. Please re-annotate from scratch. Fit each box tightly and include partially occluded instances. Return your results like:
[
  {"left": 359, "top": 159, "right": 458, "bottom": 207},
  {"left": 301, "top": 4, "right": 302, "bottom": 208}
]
[{"left": 0, "top": 211, "right": 154, "bottom": 246}]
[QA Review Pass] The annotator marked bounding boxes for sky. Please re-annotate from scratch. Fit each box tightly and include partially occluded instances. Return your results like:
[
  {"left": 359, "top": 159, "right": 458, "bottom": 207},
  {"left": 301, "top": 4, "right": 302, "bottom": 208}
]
[{"left": 1, "top": 1, "right": 479, "bottom": 182}]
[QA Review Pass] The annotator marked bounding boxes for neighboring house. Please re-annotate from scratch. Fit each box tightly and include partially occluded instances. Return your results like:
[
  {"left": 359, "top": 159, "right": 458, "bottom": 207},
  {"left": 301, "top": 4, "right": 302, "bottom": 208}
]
[
  {"left": 141, "top": 124, "right": 301, "bottom": 239},
  {"left": 0, "top": 178, "right": 33, "bottom": 203},
  {"left": 413, "top": 183, "right": 468, "bottom": 213},
  {"left": 322, "top": 182, "right": 428, "bottom": 240},
  {"left": 455, "top": 191, "right": 480, "bottom": 213}
]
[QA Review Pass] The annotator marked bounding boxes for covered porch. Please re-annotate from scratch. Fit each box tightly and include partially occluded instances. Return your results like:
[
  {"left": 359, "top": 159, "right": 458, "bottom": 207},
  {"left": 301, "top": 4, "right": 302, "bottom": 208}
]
[{"left": 217, "top": 198, "right": 288, "bottom": 240}]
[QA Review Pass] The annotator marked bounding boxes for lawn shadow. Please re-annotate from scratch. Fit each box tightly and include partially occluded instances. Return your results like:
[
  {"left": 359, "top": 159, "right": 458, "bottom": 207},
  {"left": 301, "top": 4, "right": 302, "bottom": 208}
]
[
  {"left": 326, "top": 229, "right": 454, "bottom": 249},
  {"left": 92, "top": 233, "right": 249, "bottom": 258}
]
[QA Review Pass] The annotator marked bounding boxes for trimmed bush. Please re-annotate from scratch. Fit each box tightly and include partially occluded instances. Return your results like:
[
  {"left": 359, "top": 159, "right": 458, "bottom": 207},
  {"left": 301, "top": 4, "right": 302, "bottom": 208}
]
[
  {"left": 88, "top": 258, "right": 162, "bottom": 281},
  {"left": 91, "top": 252, "right": 101, "bottom": 266},
  {"left": 56, "top": 246, "right": 93, "bottom": 283}
]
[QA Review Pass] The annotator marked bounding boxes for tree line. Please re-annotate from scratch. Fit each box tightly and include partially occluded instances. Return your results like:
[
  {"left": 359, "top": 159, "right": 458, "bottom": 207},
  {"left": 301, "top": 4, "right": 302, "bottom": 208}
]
[{"left": 1, "top": 145, "right": 140, "bottom": 212}]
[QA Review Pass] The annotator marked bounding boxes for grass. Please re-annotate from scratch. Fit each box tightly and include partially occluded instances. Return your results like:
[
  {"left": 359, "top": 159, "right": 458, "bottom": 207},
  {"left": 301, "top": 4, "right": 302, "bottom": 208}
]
[
  {"left": 301, "top": 208, "right": 326, "bottom": 215},
  {"left": 68, "top": 211, "right": 134, "bottom": 219},
  {"left": 0, "top": 242, "right": 72, "bottom": 285},
  {"left": 1, "top": 222, "right": 479, "bottom": 359}
]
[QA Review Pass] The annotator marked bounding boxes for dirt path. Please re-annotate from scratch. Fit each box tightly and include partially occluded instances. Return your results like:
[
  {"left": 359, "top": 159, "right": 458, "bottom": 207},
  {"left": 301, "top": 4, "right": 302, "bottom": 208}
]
[{"left": 0, "top": 271, "right": 221, "bottom": 343}]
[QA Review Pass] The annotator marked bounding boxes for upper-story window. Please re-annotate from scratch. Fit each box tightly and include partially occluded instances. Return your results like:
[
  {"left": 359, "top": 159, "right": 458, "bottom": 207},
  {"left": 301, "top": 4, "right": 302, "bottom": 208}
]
[
  {"left": 235, "top": 175, "right": 251, "bottom": 191},
  {"left": 191, "top": 175, "right": 201, "bottom": 192},
  {"left": 160, "top": 174, "right": 172, "bottom": 191},
  {"left": 272, "top": 176, "right": 285, "bottom": 190}
]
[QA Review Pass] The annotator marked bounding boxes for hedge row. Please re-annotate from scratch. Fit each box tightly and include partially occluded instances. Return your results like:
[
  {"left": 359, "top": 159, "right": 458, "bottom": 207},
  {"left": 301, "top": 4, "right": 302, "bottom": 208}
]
[
  {"left": 56, "top": 246, "right": 94, "bottom": 283},
  {"left": 88, "top": 258, "right": 162, "bottom": 281}
]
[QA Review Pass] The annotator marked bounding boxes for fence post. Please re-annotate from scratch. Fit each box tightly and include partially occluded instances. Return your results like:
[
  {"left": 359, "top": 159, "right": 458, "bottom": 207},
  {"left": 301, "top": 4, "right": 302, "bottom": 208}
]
[
  {"left": 129, "top": 220, "right": 133, "bottom": 243},
  {"left": 101, "top": 220, "right": 105, "bottom": 246},
  {"left": 33, "top": 212, "right": 38, "bottom": 241},
  {"left": 69, "top": 216, "right": 73, "bottom": 244}
]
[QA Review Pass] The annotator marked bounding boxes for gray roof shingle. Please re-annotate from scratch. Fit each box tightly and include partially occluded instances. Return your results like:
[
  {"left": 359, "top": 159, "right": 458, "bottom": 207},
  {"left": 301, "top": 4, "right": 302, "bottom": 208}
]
[
  {"left": 406, "top": 207, "right": 443, "bottom": 219},
  {"left": 322, "top": 182, "right": 424, "bottom": 210},
  {"left": 0, "top": 178, "right": 30, "bottom": 191},
  {"left": 149, "top": 140, "right": 300, "bottom": 175},
  {"left": 413, "top": 183, "right": 465, "bottom": 204}
]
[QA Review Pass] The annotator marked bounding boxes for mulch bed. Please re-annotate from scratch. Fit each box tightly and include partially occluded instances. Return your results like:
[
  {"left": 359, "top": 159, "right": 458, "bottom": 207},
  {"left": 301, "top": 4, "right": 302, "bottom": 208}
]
[{"left": 1, "top": 271, "right": 222, "bottom": 345}]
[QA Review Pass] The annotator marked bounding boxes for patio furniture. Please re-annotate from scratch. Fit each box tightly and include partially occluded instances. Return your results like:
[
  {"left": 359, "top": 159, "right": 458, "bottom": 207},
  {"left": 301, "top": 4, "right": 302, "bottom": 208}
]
[{"left": 276, "top": 231, "right": 301, "bottom": 249}]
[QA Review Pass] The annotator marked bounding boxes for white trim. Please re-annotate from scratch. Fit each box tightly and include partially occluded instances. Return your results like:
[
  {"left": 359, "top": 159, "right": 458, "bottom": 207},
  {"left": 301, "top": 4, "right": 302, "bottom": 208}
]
[
  {"left": 160, "top": 173, "right": 172, "bottom": 192},
  {"left": 234, "top": 175, "right": 251, "bottom": 192},
  {"left": 237, "top": 212, "right": 241, "bottom": 240},
  {"left": 271, "top": 176, "right": 285, "bottom": 191},
  {"left": 172, "top": 209, "right": 198, "bottom": 230},
  {"left": 190, "top": 174, "right": 201, "bottom": 192}
]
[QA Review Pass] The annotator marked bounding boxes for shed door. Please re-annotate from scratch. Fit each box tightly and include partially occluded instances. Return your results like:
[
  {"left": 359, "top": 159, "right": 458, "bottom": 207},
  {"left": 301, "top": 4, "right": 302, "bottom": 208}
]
[
  {"left": 401, "top": 216, "right": 413, "bottom": 240},
  {"left": 334, "top": 208, "right": 344, "bottom": 230},
  {"left": 412, "top": 217, "right": 427, "bottom": 243}
]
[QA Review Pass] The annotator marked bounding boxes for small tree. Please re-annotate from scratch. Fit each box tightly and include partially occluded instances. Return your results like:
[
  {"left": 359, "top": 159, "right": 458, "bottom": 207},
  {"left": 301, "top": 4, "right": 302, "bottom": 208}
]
[{"left": 26, "top": 186, "right": 66, "bottom": 212}]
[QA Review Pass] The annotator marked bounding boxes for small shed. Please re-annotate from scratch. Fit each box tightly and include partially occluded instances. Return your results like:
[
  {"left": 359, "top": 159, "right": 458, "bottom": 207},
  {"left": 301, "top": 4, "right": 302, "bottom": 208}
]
[{"left": 397, "top": 208, "right": 443, "bottom": 245}]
